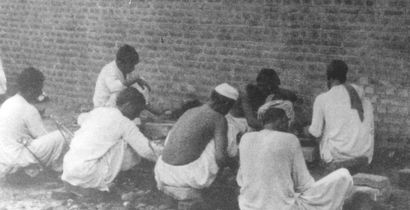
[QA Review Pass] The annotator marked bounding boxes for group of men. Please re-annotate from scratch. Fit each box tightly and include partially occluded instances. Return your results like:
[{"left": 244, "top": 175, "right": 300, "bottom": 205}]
[{"left": 0, "top": 44, "right": 374, "bottom": 210}]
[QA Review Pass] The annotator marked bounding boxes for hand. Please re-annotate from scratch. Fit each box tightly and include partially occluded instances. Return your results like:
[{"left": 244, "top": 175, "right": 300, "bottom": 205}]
[
  {"left": 303, "top": 126, "right": 311, "bottom": 137},
  {"left": 133, "top": 77, "right": 151, "bottom": 91}
]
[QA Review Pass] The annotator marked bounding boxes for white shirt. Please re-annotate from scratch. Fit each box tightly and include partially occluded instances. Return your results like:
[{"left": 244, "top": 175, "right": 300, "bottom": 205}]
[
  {"left": 237, "top": 130, "right": 314, "bottom": 210},
  {"left": 0, "top": 58, "right": 7, "bottom": 95},
  {"left": 309, "top": 84, "right": 374, "bottom": 163},
  {"left": 93, "top": 61, "right": 126, "bottom": 107},
  {"left": 67, "top": 107, "right": 153, "bottom": 162},
  {"left": 93, "top": 60, "right": 150, "bottom": 108},
  {"left": 0, "top": 95, "right": 47, "bottom": 166}
]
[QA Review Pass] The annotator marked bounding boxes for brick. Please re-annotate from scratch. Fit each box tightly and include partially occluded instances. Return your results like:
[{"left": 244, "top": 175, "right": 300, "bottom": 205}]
[
  {"left": 350, "top": 185, "right": 391, "bottom": 203},
  {"left": 398, "top": 168, "right": 410, "bottom": 190},
  {"left": 0, "top": 0, "right": 409, "bottom": 153},
  {"left": 353, "top": 173, "right": 391, "bottom": 190}
]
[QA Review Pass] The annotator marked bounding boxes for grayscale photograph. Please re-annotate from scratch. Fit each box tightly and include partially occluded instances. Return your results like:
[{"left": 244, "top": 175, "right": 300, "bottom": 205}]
[{"left": 0, "top": 0, "right": 408, "bottom": 209}]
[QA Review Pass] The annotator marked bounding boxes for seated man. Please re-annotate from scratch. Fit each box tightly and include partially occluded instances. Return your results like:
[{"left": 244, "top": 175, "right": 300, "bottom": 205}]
[
  {"left": 155, "top": 83, "right": 238, "bottom": 191},
  {"left": 93, "top": 44, "right": 162, "bottom": 116},
  {"left": 226, "top": 68, "right": 297, "bottom": 157},
  {"left": 0, "top": 67, "right": 68, "bottom": 178},
  {"left": 237, "top": 100, "right": 353, "bottom": 210},
  {"left": 62, "top": 87, "right": 159, "bottom": 192},
  {"left": 306, "top": 60, "right": 374, "bottom": 168}
]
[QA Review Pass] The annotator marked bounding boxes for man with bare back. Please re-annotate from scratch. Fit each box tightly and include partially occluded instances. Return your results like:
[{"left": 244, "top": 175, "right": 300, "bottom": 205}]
[{"left": 155, "top": 83, "right": 239, "bottom": 190}]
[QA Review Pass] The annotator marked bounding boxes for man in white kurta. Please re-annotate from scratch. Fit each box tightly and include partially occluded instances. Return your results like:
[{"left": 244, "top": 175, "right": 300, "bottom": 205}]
[
  {"left": 308, "top": 60, "right": 374, "bottom": 164},
  {"left": 63, "top": 88, "right": 158, "bottom": 191},
  {"left": 93, "top": 44, "right": 149, "bottom": 108},
  {"left": 0, "top": 68, "right": 67, "bottom": 178},
  {"left": 237, "top": 100, "right": 353, "bottom": 210}
]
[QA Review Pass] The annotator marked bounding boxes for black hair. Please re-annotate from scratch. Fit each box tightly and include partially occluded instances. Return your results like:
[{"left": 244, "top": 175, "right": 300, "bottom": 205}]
[
  {"left": 256, "top": 68, "right": 280, "bottom": 87},
  {"left": 327, "top": 60, "right": 348, "bottom": 83},
  {"left": 116, "top": 87, "right": 146, "bottom": 109},
  {"left": 210, "top": 90, "right": 235, "bottom": 107},
  {"left": 116, "top": 44, "right": 139, "bottom": 65},
  {"left": 259, "top": 107, "right": 287, "bottom": 125},
  {"left": 17, "top": 67, "right": 44, "bottom": 93}
]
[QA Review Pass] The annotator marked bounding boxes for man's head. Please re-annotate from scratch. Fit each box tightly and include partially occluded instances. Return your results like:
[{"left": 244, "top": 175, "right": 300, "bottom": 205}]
[
  {"left": 257, "top": 100, "right": 294, "bottom": 132},
  {"left": 17, "top": 67, "right": 45, "bottom": 102},
  {"left": 116, "top": 44, "right": 139, "bottom": 75},
  {"left": 209, "top": 83, "right": 239, "bottom": 115},
  {"left": 326, "top": 60, "right": 348, "bottom": 88},
  {"left": 116, "top": 87, "right": 146, "bottom": 120},
  {"left": 256, "top": 68, "right": 281, "bottom": 95}
]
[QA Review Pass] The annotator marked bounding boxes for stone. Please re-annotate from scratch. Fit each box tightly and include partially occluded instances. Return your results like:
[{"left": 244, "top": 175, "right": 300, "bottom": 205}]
[
  {"left": 352, "top": 173, "right": 392, "bottom": 202},
  {"left": 398, "top": 168, "right": 410, "bottom": 190},
  {"left": 350, "top": 185, "right": 392, "bottom": 203},
  {"left": 353, "top": 173, "right": 391, "bottom": 189}
]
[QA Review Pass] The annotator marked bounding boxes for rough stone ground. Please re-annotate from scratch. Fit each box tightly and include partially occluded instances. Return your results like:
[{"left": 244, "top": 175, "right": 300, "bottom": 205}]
[{"left": 0, "top": 103, "right": 410, "bottom": 210}]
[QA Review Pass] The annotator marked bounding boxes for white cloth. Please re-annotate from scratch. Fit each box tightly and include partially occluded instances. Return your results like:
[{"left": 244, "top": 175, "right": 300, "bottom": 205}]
[
  {"left": 226, "top": 114, "right": 249, "bottom": 157},
  {"left": 92, "top": 60, "right": 149, "bottom": 107},
  {"left": 0, "top": 95, "right": 67, "bottom": 177},
  {"left": 215, "top": 83, "right": 239, "bottom": 100},
  {"left": 62, "top": 107, "right": 157, "bottom": 191},
  {"left": 155, "top": 139, "right": 219, "bottom": 190},
  {"left": 309, "top": 84, "right": 374, "bottom": 163},
  {"left": 0, "top": 58, "right": 6, "bottom": 95},
  {"left": 237, "top": 130, "right": 353, "bottom": 210}
]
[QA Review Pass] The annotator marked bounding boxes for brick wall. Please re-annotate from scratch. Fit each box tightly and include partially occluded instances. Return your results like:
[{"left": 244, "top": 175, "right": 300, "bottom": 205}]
[{"left": 0, "top": 0, "right": 410, "bottom": 149}]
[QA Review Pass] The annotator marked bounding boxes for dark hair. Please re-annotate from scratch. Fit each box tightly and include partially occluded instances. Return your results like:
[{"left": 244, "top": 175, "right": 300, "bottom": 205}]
[
  {"left": 116, "top": 44, "right": 139, "bottom": 65},
  {"left": 17, "top": 67, "right": 44, "bottom": 93},
  {"left": 259, "top": 107, "right": 287, "bottom": 125},
  {"left": 116, "top": 87, "right": 146, "bottom": 108},
  {"left": 256, "top": 68, "right": 280, "bottom": 87},
  {"left": 327, "top": 60, "right": 348, "bottom": 83},
  {"left": 210, "top": 90, "right": 235, "bottom": 107}
]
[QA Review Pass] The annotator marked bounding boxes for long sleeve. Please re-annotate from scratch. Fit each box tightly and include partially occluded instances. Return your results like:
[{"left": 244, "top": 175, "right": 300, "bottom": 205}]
[
  {"left": 122, "top": 120, "right": 158, "bottom": 162},
  {"left": 291, "top": 138, "right": 314, "bottom": 193},
  {"left": 104, "top": 68, "right": 126, "bottom": 94},
  {"left": 309, "top": 96, "right": 324, "bottom": 138}
]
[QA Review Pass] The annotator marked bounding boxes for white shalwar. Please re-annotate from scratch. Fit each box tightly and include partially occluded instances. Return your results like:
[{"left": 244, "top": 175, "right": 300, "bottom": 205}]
[
  {"left": 0, "top": 95, "right": 67, "bottom": 178},
  {"left": 238, "top": 130, "right": 353, "bottom": 210},
  {"left": 62, "top": 107, "right": 158, "bottom": 191},
  {"left": 0, "top": 58, "right": 6, "bottom": 95},
  {"left": 155, "top": 139, "right": 219, "bottom": 190},
  {"left": 93, "top": 60, "right": 149, "bottom": 108},
  {"left": 309, "top": 84, "right": 374, "bottom": 163}
]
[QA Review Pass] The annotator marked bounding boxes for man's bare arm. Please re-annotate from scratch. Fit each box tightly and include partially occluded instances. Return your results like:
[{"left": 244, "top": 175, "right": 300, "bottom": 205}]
[{"left": 214, "top": 117, "right": 228, "bottom": 168}]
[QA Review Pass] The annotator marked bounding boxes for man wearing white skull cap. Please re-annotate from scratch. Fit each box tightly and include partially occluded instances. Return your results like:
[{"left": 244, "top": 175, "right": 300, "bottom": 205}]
[
  {"left": 237, "top": 100, "right": 353, "bottom": 210},
  {"left": 155, "top": 83, "right": 238, "bottom": 192}
]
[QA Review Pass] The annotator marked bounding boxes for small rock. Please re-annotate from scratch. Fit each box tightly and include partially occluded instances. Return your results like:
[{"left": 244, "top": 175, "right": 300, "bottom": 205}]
[
  {"left": 398, "top": 168, "right": 410, "bottom": 190},
  {"left": 353, "top": 173, "right": 391, "bottom": 190}
]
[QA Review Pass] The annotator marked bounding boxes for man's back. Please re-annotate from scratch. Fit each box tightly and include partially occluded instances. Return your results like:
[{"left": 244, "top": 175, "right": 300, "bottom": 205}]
[
  {"left": 238, "top": 130, "right": 314, "bottom": 210},
  {"left": 309, "top": 85, "right": 374, "bottom": 163},
  {"left": 162, "top": 104, "right": 223, "bottom": 166}
]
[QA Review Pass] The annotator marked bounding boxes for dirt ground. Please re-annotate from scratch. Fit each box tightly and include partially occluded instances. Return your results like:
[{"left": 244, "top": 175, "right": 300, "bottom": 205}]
[{"left": 1, "top": 103, "right": 410, "bottom": 210}]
